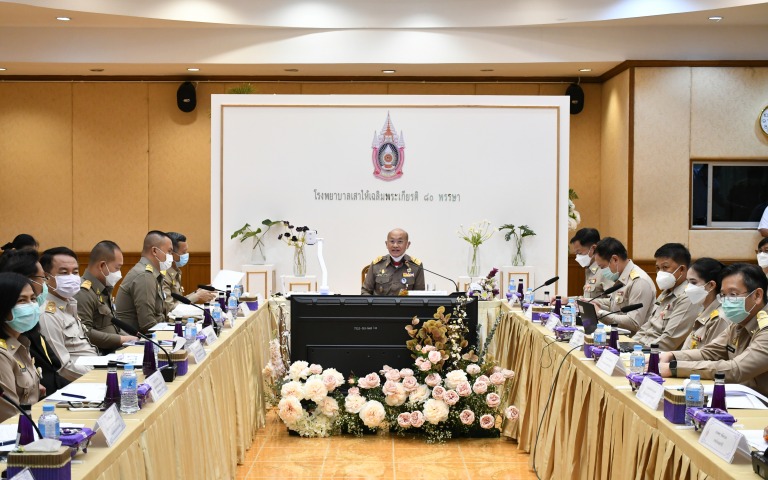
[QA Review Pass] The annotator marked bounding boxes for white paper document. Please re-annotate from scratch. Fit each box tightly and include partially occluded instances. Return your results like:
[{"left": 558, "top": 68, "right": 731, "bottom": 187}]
[
  {"left": 149, "top": 322, "right": 176, "bottom": 331},
  {"left": 169, "top": 304, "right": 203, "bottom": 319},
  {"left": 44, "top": 383, "right": 107, "bottom": 403},
  {"left": 212, "top": 270, "right": 244, "bottom": 292},
  {"left": 75, "top": 353, "right": 143, "bottom": 367},
  {"left": 742, "top": 430, "right": 768, "bottom": 451}
]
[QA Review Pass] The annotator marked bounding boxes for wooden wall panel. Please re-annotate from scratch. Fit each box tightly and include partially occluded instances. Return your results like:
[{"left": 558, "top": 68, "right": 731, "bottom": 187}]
[
  {"left": 475, "top": 84, "right": 540, "bottom": 95},
  {"left": 0, "top": 83, "right": 73, "bottom": 249},
  {"left": 72, "top": 83, "right": 149, "bottom": 251},
  {"left": 599, "top": 71, "right": 630, "bottom": 242},
  {"left": 300, "top": 83, "right": 388, "bottom": 94},
  {"left": 388, "top": 83, "right": 476, "bottom": 95}
]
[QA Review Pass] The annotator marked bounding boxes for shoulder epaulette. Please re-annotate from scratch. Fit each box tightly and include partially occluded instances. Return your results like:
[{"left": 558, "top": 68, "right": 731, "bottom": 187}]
[
  {"left": 145, "top": 264, "right": 154, "bottom": 273},
  {"left": 372, "top": 256, "right": 383, "bottom": 264},
  {"left": 409, "top": 257, "right": 421, "bottom": 266},
  {"left": 81, "top": 280, "right": 92, "bottom": 290},
  {"left": 710, "top": 309, "right": 719, "bottom": 320},
  {"left": 757, "top": 311, "right": 768, "bottom": 331},
  {"left": 0, "top": 339, "right": 6, "bottom": 351},
  {"left": 629, "top": 269, "right": 640, "bottom": 280},
  {"left": 45, "top": 301, "right": 56, "bottom": 314}
]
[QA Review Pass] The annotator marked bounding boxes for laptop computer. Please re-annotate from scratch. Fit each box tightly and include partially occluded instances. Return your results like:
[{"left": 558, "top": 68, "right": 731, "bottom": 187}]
[{"left": 576, "top": 300, "right": 599, "bottom": 335}]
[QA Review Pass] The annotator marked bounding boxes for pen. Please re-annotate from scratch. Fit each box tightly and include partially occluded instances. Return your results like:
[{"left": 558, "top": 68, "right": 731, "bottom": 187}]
[{"left": 61, "top": 392, "right": 87, "bottom": 399}]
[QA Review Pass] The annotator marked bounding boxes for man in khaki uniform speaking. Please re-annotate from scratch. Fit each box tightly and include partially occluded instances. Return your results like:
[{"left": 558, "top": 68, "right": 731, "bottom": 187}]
[
  {"left": 592, "top": 237, "right": 655, "bottom": 335},
  {"left": 659, "top": 263, "right": 768, "bottom": 397},
  {"left": 38, "top": 247, "right": 98, "bottom": 382},
  {"left": 74, "top": 241, "right": 137, "bottom": 354},
  {"left": 362, "top": 228, "right": 425, "bottom": 296},
  {"left": 116, "top": 231, "right": 174, "bottom": 334},
  {"left": 162, "top": 232, "right": 216, "bottom": 312}
]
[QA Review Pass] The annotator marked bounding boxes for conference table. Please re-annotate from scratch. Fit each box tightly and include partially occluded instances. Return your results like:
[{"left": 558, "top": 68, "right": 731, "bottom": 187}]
[
  {"left": 492, "top": 306, "right": 765, "bottom": 480},
  {"left": 1, "top": 305, "right": 273, "bottom": 479}
]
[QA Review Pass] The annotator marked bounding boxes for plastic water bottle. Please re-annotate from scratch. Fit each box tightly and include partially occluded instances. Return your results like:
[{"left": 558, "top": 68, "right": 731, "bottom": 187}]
[
  {"left": 684, "top": 374, "right": 705, "bottom": 426},
  {"left": 506, "top": 281, "right": 516, "bottom": 304},
  {"left": 38, "top": 404, "right": 60, "bottom": 440},
  {"left": 120, "top": 364, "right": 140, "bottom": 414},
  {"left": 525, "top": 288, "right": 534, "bottom": 305},
  {"left": 629, "top": 345, "right": 645, "bottom": 374},
  {"left": 227, "top": 293, "right": 238, "bottom": 322},
  {"left": 212, "top": 302, "right": 223, "bottom": 328},
  {"left": 184, "top": 318, "right": 197, "bottom": 347},
  {"left": 593, "top": 323, "right": 606, "bottom": 347},
  {"left": 234, "top": 284, "right": 243, "bottom": 300}
]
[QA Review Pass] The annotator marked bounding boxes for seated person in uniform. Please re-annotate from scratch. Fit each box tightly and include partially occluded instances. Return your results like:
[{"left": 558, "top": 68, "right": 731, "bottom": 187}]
[
  {"left": 592, "top": 237, "right": 656, "bottom": 334},
  {"left": 570, "top": 227, "right": 607, "bottom": 299},
  {"left": 362, "top": 228, "right": 424, "bottom": 295},
  {"left": 633, "top": 243, "right": 697, "bottom": 351},
  {"left": 1, "top": 234, "right": 38, "bottom": 252},
  {"left": 0, "top": 272, "right": 44, "bottom": 422},
  {"left": 162, "top": 232, "right": 217, "bottom": 311},
  {"left": 758, "top": 237, "right": 768, "bottom": 277},
  {"left": 659, "top": 263, "right": 768, "bottom": 397},
  {"left": 74, "top": 241, "right": 137, "bottom": 354},
  {"left": 115, "top": 231, "right": 174, "bottom": 334},
  {"left": 681, "top": 257, "right": 728, "bottom": 350},
  {"left": 38, "top": 247, "right": 99, "bottom": 381}
]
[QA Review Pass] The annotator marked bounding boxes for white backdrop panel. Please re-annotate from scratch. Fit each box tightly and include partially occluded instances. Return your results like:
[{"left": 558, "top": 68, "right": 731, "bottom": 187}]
[{"left": 212, "top": 95, "right": 569, "bottom": 295}]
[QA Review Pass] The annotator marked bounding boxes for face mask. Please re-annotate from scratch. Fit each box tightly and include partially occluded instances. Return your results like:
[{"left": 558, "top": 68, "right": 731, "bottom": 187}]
[
  {"left": 102, "top": 263, "right": 122, "bottom": 287},
  {"left": 391, "top": 254, "right": 404, "bottom": 262},
  {"left": 758, "top": 252, "right": 768, "bottom": 268},
  {"left": 34, "top": 281, "right": 48, "bottom": 307},
  {"left": 656, "top": 266, "right": 681, "bottom": 291},
  {"left": 602, "top": 260, "right": 620, "bottom": 282},
  {"left": 52, "top": 274, "right": 81, "bottom": 298},
  {"left": 154, "top": 248, "right": 174, "bottom": 272},
  {"left": 575, "top": 254, "right": 592, "bottom": 268},
  {"left": 721, "top": 290, "right": 756, "bottom": 324},
  {"left": 684, "top": 283, "right": 710, "bottom": 305},
  {"left": 8, "top": 302, "right": 40, "bottom": 333},
  {"left": 176, "top": 253, "right": 189, "bottom": 268}
]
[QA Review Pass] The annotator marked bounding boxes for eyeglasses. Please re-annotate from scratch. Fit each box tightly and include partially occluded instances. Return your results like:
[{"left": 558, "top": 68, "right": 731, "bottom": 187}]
[
  {"left": 718, "top": 290, "right": 754, "bottom": 301},
  {"left": 66, "top": 400, "right": 104, "bottom": 409},
  {"left": 31, "top": 275, "right": 50, "bottom": 281},
  {"left": 387, "top": 240, "right": 406, "bottom": 246}
]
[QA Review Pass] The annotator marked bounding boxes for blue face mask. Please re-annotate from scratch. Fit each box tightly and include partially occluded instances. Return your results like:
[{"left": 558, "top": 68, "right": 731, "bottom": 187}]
[
  {"left": 602, "top": 263, "right": 620, "bottom": 283},
  {"left": 721, "top": 290, "right": 756, "bottom": 324},
  {"left": 176, "top": 253, "right": 190, "bottom": 268},
  {"left": 34, "top": 281, "right": 48, "bottom": 307},
  {"left": 8, "top": 302, "right": 40, "bottom": 333}
]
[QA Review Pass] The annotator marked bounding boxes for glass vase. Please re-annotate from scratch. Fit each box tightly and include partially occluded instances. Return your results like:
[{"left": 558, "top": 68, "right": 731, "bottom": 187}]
[
  {"left": 467, "top": 245, "right": 481, "bottom": 277},
  {"left": 251, "top": 240, "right": 267, "bottom": 264},
  {"left": 293, "top": 244, "right": 307, "bottom": 277},
  {"left": 512, "top": 237, "right": 525, "bottom": 266}
]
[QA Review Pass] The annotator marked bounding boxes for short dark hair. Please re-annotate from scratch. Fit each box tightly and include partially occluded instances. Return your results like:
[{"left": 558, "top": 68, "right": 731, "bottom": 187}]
[
  {"left": 594, "top": 237, "right": 628, "bottom": 261},
  {"left": 720, "top": 263, "right": 768, "bottom": 304},
  {"left": 40, "top": 247, "right": 78, "bottom": 274},
  {"left": 143, "top": 230, "right": 170, "bottom": 251},
  {"left": 166, "top": 232, "right": 187, "bottom": 251},
  {"left": 89, "top": 241, "right": 121, "bottom": 265},
  {"left": 0, "top": 272, "right": 33, "bottom": 340},
  {"left": 569, "top": 228, "right": 600, "bottom": 247},
  {"left": 1, "top": 234, "right": 38, "bottom": 252},
  {"left": 0, "top": 249, "right": 40, "bottom": 277},
  {"left": 759, "top": 237, "right": 768, "bottom": 250},
  {"left": 689, "top": 257, "right": 725, "bottom": 293},
  {"left": 654, "top": 243, "right": 691, "bottom": 267}
]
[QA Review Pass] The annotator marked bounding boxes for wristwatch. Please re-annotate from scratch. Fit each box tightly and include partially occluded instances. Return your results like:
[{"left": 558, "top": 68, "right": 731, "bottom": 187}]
[{"left": 669, "top": 359, "right": 678, "bottom": 377}]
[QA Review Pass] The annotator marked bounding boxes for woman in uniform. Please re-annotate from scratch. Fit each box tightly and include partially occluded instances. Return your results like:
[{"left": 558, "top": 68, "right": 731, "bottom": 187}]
[
  {"left": 0, "top": 272, "right": 42, "bottom": 422},
  {"left": 682, "top": 257, "right": 728, "bottom": 350}
]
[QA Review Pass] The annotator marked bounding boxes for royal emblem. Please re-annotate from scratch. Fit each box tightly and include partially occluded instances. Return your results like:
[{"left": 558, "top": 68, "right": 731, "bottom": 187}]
[{"left": 371, "top": 112, "right": 405, "bottom": 181}]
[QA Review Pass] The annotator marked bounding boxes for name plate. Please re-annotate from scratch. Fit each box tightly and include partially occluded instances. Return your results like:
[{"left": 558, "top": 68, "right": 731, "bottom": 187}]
[
  {"left": 699, "top": 418, "right": 751, "bottom": 463},
  {"left": 201, "top": 325, "right": 218, "bottom": 346},
  {"left": 145, "top": 370, "right": 168, "bottom": 402},
  {"left": 544, "top": 316, "right": 559, "bottom": 331},
  {"left": 569, "top": 330, "right": 585, "bottom": 348},
  {"left": 636, "top": 377, "right": 664, "bottom": 410},
  {"left": 172, "top": 337, "right": 186, "bottom": 353},
  {"left": 188, "top": 340, "right": 207, "bottom": 364},
  {"left": 240, "top": 302, "right": 251, "bottom": 316},
  {"left": 595, "top": 350, "right": 626, "bottom": 376},
  {"left": 95, "top": 404, "right": 126, "bottom": 447}
]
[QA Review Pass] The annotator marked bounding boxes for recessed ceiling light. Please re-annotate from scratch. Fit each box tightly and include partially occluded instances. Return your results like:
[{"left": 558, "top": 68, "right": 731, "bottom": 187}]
[
  {"left": 56, "top": 16, "right": 71, "bottom": 21},
  {"left": 480, "top": 69, "right": 495, "bottom": 72},
  {"left": 708, "top": 16, "right": 723, "bottom": 22},
  {"left": 187, "top": 68, "right": 200, "bottom": 72},
  {"left": 381, "top": 69, "right": 396, "bottom": 74},
  {"left": 89, "top": 68, "right": 104, "bottom": 72},
  {"left": 284, "top": 68, "right": 299, "bottom": 72},
  {"left": 579, "top": 68, "right": 592, "bottom": 72},
  {"left": 0, "top": 68, "right": 6, "bottom": 71}
]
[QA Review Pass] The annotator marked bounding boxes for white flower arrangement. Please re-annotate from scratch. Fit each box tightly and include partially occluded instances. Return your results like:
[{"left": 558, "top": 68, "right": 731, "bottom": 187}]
[{"left": 568, "top": 189, "right": 581, "bottom": 231}]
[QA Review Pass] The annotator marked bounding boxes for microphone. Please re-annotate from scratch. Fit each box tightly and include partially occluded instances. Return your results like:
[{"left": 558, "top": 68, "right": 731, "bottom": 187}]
[
  {"left": 171, "top": 293, "right": 205, "bottom": 311},
  {"left": 111, "top": 318, "right": 177, "bottom": 382},
  {"left": 596, "top": 303, "right": 643, "bottom": 321},
  {"left": 421, "top": 267, "right": 460, "bottom": 292},
  {"left": 197, "top": 284, "right": 223, "bottom": 292},
  {"left": 587, "top": 282, "right": 625, "bottom": 303},
  {"left": 0, "top": 388, "right": 43, "bottom": 440},
  {"left": 531, "top": 276, "right": 559, "bottom": 294}
]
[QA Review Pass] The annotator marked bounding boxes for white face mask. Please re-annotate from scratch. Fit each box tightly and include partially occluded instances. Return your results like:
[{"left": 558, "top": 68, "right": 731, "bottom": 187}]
[
  {"left": 758, "top": 252, "right": 768, "bottom": 268},
  {"left": 684, "top": 282, "right": 710, "bottom": 305},
  {"left": 54, "top": 274, "right": 81, "bottom": 298},
  {"left": 154, "top": 248, "right": 174, "bottom": 272},
  {"left": 575, "top": 254, "right": 592, "bottom": 268},
  {"left": 656, "top": 265, "right": 681, "bottom": 291},
  {"left": 102, "top": 263, "right": 122, "bottom": 287},
  {"left": 391, "top": 254, "right": 405, "bottom": 262}
]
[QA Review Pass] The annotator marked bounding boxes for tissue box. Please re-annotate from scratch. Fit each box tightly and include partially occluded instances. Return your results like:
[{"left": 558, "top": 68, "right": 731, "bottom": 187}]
[
  {"left": 240, "top": 296, "right": 259, "bottom": 311},
  {"left": 531, "top": 305, "right": 553, "bottom": 322},
  {"left": 7, "top": 447, "right": 71, "bottom": 480},
  {"left": 688, "top": 407, "right": 736, "bottom": 431},
  {"left": 663, "top": 390, "right": 687, "bottom": 424},
  {"left": 583, "top": 336, "right": 594, "bottom": 358},
  {"left": 589, "top": 346, "right": 619, "bottom": 360},
  {"left": 159, "top": 351, "right": 190, "bottom": 376},
  {"left": 60, "top": 427, "right": 96, "bottom": 457},
  {"left": 137, "top": 383, "right": 152, "bottom": 408},
  {"left": 626, "top": 372, "right": 664, "bottom": 391},
  {"left": 554, "top": 326, "right": 577, "bottom": 341}
]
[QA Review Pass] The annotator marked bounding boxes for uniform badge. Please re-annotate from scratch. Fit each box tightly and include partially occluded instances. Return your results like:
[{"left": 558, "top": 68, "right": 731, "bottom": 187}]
[
  {"left": 45, "top": 301, "right": 56, "bottom": 314},
  {"left": 145, "top": 264, "right": 154, "bottom": 273},
  {"left": 615, "top": 292, "right": 625, "bottom": 304},
  {"left": 589, "top": 278, "right": 597, "bottom": 284},
  {"left": 81, "top": 280, "right": 92, "bottom": 290}
]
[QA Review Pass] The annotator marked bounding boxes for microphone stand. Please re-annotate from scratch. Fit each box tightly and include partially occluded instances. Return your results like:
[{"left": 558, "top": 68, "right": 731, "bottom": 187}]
[
  {"left": 421, "top": 267, "right": 460, "bottom": 292},
  {"left": 0, "top": 390, "right": 43, "bottom": 440},
  {"left": 111, "top": 319, "right": 177, "bottom": 383}
]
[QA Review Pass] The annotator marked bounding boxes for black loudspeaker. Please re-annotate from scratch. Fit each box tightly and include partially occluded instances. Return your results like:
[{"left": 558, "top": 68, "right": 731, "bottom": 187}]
[
  {"left": 176, "top": 82, "right": 196, "bottom": 113},
  {"left": 566, "top": 83, "right": 584, "bottom": 115}
]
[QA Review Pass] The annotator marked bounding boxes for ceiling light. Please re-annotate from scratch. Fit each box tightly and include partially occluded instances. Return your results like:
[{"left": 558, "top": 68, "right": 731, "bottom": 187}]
[
  {"left": 708, "top": 16, "right": 723, "bottom": 22},
  {"left": 90, "top": 68, "right": 104, "bottom": 72},
  {"left": 187, "top": 68, "right": 200, "bottom": 72},
  {"left": 284, "top": 68, "right": 299, "bottom": 72},
  {"left": 0, "top": 68, "right": 6, "bottom": 71},
  {"left": 56, "top": 16, "right": 71, "bottom": 21},
  {"left": 480, "top": 69, "right": 495, "bottom": 72},
  {"left": 579, "top": 68, "right": 592, "bottom": 72},
  {"left": 381, "top": 69, "right": 396, "bottom": 74}
]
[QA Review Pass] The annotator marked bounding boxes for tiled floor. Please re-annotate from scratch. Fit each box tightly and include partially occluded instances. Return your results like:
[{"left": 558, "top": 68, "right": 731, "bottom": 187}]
[{"left": 236, "top": 411, "right": 536, "bottom": 479}]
